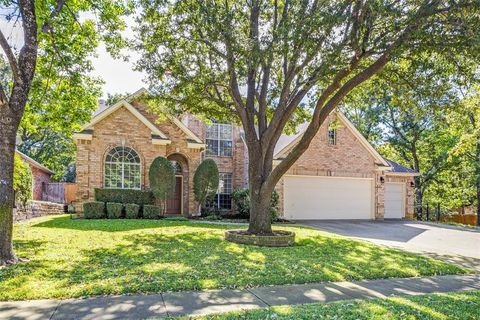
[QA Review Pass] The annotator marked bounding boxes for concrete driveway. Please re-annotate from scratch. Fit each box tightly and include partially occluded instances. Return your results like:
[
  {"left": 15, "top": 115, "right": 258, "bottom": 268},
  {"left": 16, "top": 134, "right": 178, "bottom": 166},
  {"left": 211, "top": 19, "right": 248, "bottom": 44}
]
[{"left": 299, "top": 220, "right": 480, "bottom": 271}]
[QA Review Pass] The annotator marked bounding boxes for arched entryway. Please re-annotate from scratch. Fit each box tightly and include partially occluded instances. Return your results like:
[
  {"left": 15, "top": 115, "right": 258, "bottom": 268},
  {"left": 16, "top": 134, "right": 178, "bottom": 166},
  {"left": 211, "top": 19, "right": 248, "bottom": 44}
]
[{"left": 166, "top": 153, "right": 189, "bottom": 215}]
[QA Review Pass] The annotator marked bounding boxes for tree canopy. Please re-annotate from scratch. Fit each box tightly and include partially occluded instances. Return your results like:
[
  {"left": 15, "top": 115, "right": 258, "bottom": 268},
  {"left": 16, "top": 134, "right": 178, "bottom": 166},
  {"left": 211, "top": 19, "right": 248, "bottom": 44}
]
[{"left": 136, "top": 0, "right": 480, "bottom": 234}]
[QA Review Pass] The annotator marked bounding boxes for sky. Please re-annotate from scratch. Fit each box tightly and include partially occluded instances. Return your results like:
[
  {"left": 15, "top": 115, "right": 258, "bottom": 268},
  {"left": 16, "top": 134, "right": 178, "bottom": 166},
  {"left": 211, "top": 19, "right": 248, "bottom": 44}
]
[{"left": 0, "top": 11, "right": 146, "bottom": 99}]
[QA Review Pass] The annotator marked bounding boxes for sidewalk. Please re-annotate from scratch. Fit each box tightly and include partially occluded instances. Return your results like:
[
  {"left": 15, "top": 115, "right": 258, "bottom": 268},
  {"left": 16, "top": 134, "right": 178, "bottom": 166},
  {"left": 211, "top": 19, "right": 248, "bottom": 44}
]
[{"left": 1, "top": 274, "right": 479, "bottom": 320}]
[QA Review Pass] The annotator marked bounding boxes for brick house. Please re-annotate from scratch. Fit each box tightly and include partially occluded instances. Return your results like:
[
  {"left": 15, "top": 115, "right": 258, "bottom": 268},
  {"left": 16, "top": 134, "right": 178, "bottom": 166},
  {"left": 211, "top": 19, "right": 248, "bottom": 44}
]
[
  {"left": 16, "top": 150, "right": 54, "bottom": 201},
  {"left": 73, "top": 89, "right": 417, "bottom": 220}
]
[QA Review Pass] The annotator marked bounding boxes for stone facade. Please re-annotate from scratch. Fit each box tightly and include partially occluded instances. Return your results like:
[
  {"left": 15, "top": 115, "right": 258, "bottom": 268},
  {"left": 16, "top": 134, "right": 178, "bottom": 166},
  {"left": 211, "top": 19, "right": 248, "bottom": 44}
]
[
  {"left": 74, "top": 97, "right": 415, "bottom": 220},
  {"left": 14, "top": 200, "right": 64, "bottom": 222}
]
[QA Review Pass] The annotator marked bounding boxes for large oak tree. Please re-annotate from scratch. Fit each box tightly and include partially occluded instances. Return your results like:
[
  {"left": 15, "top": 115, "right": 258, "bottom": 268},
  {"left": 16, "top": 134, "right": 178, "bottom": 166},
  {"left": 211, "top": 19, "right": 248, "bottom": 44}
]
[
  {"left": 0, "top": 0, "right": 130, "bottom": 265},
  {"left": 136, "top": 0, "right": 480, "bottom": 235}
]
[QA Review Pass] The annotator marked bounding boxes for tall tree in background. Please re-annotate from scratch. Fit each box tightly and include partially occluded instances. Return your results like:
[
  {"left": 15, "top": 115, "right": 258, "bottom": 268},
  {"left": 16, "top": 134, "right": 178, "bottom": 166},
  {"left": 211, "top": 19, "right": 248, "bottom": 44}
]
[
  {"left": 0, "top": 0, "right": 130, "bottom": 265},
  {"left": 136, "top": 0, "right": 480, "bottom": 234}
]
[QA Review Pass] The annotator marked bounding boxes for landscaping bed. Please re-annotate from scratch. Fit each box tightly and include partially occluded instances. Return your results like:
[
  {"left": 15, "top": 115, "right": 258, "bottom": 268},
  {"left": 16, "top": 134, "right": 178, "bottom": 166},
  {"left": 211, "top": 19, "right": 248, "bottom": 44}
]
[
  {"left": 0, "top": 215, "right": 468, "bottom": 301},
  {"left": 168, "top": 290, "right": 480, "bottom": 320}
]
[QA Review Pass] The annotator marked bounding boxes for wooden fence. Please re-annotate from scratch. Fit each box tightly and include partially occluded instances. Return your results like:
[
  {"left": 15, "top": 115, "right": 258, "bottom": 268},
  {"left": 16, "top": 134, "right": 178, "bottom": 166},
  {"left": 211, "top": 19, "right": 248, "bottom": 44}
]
[{"left": 42, "top": 183, "right": 77, "bottom": 204}]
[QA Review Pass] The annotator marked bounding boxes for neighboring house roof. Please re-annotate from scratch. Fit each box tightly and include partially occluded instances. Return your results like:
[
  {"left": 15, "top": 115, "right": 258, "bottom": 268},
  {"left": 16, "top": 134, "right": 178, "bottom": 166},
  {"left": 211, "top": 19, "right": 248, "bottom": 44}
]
[
  {"left": 384, "top": 158, "right": 419, "bottom": 175},
  {"left": 16, "top": 150, "right": 55, "bottom": 175},
  {"left": 273, "top": 111, "right": 390, "bottom": 167}
]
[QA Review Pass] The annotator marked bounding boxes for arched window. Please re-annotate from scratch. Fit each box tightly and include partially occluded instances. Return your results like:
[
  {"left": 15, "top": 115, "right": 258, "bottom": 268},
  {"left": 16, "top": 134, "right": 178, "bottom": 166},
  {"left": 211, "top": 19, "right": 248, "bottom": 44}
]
[
  {"left": 171, "top": 161, "right": 183, "bottom": 175},
  {"left": 104, "top": 146, "right": 141, "bottom": 189}
]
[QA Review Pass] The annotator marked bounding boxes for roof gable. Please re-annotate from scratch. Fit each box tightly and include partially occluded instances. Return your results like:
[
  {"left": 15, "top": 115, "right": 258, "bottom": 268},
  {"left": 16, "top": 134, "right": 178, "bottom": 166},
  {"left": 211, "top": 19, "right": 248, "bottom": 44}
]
[
  {"left": 84, "top": 100, "right": 169, "bottom": 139},
  {"left": 126, "top": 88, "right": 203, "bottom": 144},
  {"left": 274, "top": 111, "right": 389, "bottom": 167}
]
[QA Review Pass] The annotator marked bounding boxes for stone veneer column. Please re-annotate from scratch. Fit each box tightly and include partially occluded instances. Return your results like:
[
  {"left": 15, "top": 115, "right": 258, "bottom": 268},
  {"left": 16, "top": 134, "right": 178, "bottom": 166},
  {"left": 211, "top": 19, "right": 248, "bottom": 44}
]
[{"left": 375, "top": 174, "right": 385, "bottom": 220}]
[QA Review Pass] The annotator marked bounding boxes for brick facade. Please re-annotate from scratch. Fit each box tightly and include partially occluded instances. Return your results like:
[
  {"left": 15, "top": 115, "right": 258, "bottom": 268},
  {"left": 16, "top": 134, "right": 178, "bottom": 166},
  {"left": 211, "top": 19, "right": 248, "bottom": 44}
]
[
  {"left": 74, "top": 98, "right": 415, "bottom": 219},
  {"left": 274, "top": 114, "right": 415, "bottom": 219},
  {"left": 31, "top": 167, "right": 51, "bottom": 201}
]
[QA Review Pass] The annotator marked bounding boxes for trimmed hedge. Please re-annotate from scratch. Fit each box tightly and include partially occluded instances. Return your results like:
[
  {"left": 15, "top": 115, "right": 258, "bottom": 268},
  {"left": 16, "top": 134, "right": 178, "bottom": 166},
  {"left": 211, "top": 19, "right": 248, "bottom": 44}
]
[
  {"left": 83, "top": 201, "right": 106, "bottom": 219},
  {"left": 95, "top": 188, "right": 154, "bottom": 206},
  {"left": 106, "top": 202, "right": 123, "bottom": 219},
  {"left": 143, "top": 205, "right": 161, "bottom": 219},
  {"left": 125, "top": 204, "right": 140, "bottom": 219}
]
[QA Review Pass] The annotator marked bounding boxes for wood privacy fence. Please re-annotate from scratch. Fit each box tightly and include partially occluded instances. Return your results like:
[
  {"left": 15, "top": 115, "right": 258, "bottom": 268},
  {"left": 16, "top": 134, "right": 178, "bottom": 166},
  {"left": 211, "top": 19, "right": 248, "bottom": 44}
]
[
  {"left": 415, "top": 203, "right": 478, "bottom": 226},
  {"left": 42, "top": 183, "right": 77, "bottom": 204}
]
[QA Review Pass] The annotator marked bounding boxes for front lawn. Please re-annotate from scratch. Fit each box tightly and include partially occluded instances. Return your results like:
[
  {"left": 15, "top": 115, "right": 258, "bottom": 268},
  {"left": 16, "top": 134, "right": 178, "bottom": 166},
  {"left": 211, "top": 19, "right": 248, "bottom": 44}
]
[
  {"left": 169, "top": 290, "right": 480, "bottom": 320},
  {"left": 0, "top": 215, "right": 467, "bottom": 301}
]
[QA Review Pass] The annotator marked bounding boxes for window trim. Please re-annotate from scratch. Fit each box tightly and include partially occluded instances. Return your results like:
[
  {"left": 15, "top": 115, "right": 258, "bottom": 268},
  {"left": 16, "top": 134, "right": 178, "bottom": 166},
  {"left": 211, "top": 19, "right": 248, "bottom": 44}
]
[
  {"left": 206, "top": 122, "right": 233, "bottom": 157},
  {"left": 213, "top": 172, "right": 233, "bottom": 209},
  {"left": 328, "top": 126, "right": 337, "bottom": 146},
  {"left": 104, "top": 146, "right": 142, "bottom": 190}
]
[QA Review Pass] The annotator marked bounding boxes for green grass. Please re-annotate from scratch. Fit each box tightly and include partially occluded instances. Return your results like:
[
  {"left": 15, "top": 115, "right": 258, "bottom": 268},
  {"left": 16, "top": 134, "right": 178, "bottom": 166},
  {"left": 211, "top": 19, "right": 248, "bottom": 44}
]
[
  {"left": 0, "top": 215, "right": 467, "bottom": 301},
  {"left": 169, "top": 290, "right": 480, "bottom": 320}
]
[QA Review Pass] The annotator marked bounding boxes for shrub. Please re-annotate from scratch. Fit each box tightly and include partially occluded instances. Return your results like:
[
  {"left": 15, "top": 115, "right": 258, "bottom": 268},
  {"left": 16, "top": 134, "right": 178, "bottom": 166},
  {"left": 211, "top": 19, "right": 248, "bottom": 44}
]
[
  {"left": 143, "top": 205, "right": 161, "bottom": 219},
  {"left": 193, "top": 159, "right": 219, "bottom": 214},
  {"left": 164, "top": 216, "right": 189, "bottom": 221},
  {"left": 125, "top": 203, "right": 140, "bottom": 219},
  {"left": 231, "top": 188, "right": 280, "bottom": 222},
  {"left": 231, "top": 188, "right": 250, "bottom": 218},
  {"left": 149, "top": 157, "right": 175, "bottom": 214},
  {"left": 13, "top": 153, "right": 33, "bottom": 207},
  {"left": 83, "top": 201, "right": 106, "bottom": 219},
  {"left": 106, "top": 202, "right": 123, "bottom": 219},
  {"left": 94, "top": 188, "right": 154, "bottom": 206}
]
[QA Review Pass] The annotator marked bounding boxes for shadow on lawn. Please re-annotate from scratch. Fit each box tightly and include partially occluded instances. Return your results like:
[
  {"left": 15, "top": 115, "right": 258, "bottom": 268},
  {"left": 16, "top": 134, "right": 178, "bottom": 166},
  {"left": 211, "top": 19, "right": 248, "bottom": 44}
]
[
  {"left": 31, "top": 215, "right": 233, "bottom": 232},
  {"left": 1, "top": 228, "right": 464, "bottom": 300},
  {"left": 254, "top": 291, "right": 480, "bottom": 320}
]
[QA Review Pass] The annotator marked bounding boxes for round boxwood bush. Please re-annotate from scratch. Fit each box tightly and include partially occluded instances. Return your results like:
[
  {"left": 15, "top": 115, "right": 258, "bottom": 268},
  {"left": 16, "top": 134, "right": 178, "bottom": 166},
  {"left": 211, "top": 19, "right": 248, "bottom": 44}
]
[
  {"left": 125, "top": 203, "right": 140, "bottom": 219},
  {"left": 106, "top": 202, "right": 123, "bottom": 219},
  {"left": 143, "top": 204, "right": 161, "bottom": 219},
  {"left": 83, "top": 201, "right": 106, "bottom": 219}
]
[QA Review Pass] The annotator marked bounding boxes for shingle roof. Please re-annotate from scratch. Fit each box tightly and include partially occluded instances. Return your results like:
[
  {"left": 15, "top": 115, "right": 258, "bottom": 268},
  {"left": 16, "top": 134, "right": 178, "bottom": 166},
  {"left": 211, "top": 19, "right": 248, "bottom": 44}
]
[{"left": 384, "top": 158, "right": 417, "bottom": 174}]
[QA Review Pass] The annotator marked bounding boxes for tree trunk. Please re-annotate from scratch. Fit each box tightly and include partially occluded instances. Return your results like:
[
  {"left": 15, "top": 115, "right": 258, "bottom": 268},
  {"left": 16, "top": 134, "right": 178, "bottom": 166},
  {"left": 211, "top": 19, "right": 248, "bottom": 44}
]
[
  {"left": 248, "top": 183, "right": 273, "bottom": 235},
  {"left": 247, "top": 150, "right": 274, "bottom": 235},
  {"left": 0, "top": 116, "right": 18, "bottom": 265}
]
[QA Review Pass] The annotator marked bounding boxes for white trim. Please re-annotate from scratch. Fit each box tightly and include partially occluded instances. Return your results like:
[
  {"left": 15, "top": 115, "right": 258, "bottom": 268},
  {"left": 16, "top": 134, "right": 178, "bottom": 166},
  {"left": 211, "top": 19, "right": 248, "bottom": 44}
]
[
  {"left": 284, "top": 174, "right": 374, "bottom": 181},
  {"left": 84, "top": 100, "right": 169, "bottom": 139},
  {"left": 16, "top": 150, "right": 55, "bottom": 175},
  {"left": 103, "top": 146, "right": 142, "bottom": 190},
  {"left": 152, "top": 138, "right": 172, "bottom": 146},
  {"left": 187, "top": 142, "right": 206, "bottom": 149},
  {"left": 386, "top": 172, "right": 419, "bottom": 177},
  {"left": 73, "top": 133, "right": 93, "bottom": 141},
  {"left": 126, "top": 87, "right": 204, "bottom": 144},
  {"left": 273, "top": 111, "right": 390, "bottom": 168},
  {"left": 171, "top": 117, "right": 203, "bottom": 143},
  {"left": 336, "top": 112, "right": 389, "bottom": 166}
]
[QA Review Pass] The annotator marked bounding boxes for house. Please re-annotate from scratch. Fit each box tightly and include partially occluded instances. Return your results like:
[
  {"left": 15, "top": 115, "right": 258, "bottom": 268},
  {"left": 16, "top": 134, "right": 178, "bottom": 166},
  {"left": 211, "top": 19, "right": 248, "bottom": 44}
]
[
  {"left": 73, "top": 89, "right": 417, "bottom": 220},
  {"left": 16, "top": 150, "right": 55, "bottom": 201}
]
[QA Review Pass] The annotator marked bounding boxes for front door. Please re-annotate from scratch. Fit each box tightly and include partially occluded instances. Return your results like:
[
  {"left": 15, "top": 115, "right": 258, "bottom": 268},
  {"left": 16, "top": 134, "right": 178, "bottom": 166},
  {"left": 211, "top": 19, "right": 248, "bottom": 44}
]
[{"left": 166, "top": 176, "right": 182, "bottom": 214}]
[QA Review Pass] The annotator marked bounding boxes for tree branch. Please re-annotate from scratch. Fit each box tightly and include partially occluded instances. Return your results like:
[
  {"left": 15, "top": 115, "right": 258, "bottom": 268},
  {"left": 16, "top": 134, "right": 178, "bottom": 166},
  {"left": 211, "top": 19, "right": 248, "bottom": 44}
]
[{"left": 0, "top": 29, "right": 19, "bottom": 80}]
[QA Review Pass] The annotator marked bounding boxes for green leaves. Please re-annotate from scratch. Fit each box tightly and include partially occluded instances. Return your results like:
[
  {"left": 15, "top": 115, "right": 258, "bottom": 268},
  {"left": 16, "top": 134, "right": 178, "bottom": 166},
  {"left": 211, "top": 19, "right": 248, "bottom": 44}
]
[{"left": 193, "top": 159, "right": 219, "bottom": 208}]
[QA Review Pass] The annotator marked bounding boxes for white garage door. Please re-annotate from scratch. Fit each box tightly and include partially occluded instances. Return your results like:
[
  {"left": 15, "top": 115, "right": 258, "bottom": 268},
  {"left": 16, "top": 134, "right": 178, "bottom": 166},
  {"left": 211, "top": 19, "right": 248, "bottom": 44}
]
[
  {"left": 384, "top": 183, "right": 404, "bottom": 219},
  {"left": 284, "top": 176, "right": 373, "bottom": 220}
]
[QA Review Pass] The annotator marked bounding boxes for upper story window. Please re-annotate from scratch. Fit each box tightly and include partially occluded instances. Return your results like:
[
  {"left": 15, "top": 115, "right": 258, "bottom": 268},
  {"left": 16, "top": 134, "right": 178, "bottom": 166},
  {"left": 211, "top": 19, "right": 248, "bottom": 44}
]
[
  {"left": 328, "top": 125, "right": 337, "bottom": 145},
  {"left": 206, "top": 122, "right": 233, "bottom": 156},
  {"left": 104, "top": 146, "right": 141, "bottom": 189}
]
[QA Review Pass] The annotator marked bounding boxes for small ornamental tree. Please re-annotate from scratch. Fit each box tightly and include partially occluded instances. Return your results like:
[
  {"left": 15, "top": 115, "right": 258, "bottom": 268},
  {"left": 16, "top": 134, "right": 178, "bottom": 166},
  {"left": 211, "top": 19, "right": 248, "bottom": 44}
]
[
  {"left": 193, "top": 159, "right": 219, "bottom": 214},
  {"left": 13, "top": 154, "right": 33, "bottom": 208},
  {"left": 148, "top": 156, "right": 175, "bottom": 215}
]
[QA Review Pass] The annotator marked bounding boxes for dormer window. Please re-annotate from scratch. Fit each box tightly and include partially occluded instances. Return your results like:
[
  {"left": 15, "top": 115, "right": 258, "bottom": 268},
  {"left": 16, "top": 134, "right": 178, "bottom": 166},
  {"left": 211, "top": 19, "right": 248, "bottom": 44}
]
[
  {"left": 328, "top": 125, "right": 336, "bottom": 145},
  {"left": 206, "top": 122, "right": 233, "bottom": 156}
]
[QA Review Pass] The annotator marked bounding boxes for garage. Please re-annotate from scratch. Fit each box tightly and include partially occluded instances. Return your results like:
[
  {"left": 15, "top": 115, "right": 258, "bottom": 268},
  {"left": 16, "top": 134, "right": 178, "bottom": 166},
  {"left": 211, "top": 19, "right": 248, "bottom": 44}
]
[
  {"left": 283, "top": 175, "right": 374, "bottom": 220},
  {"left": 384, "top": 183, "right": 405, "bottom": 219}
]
